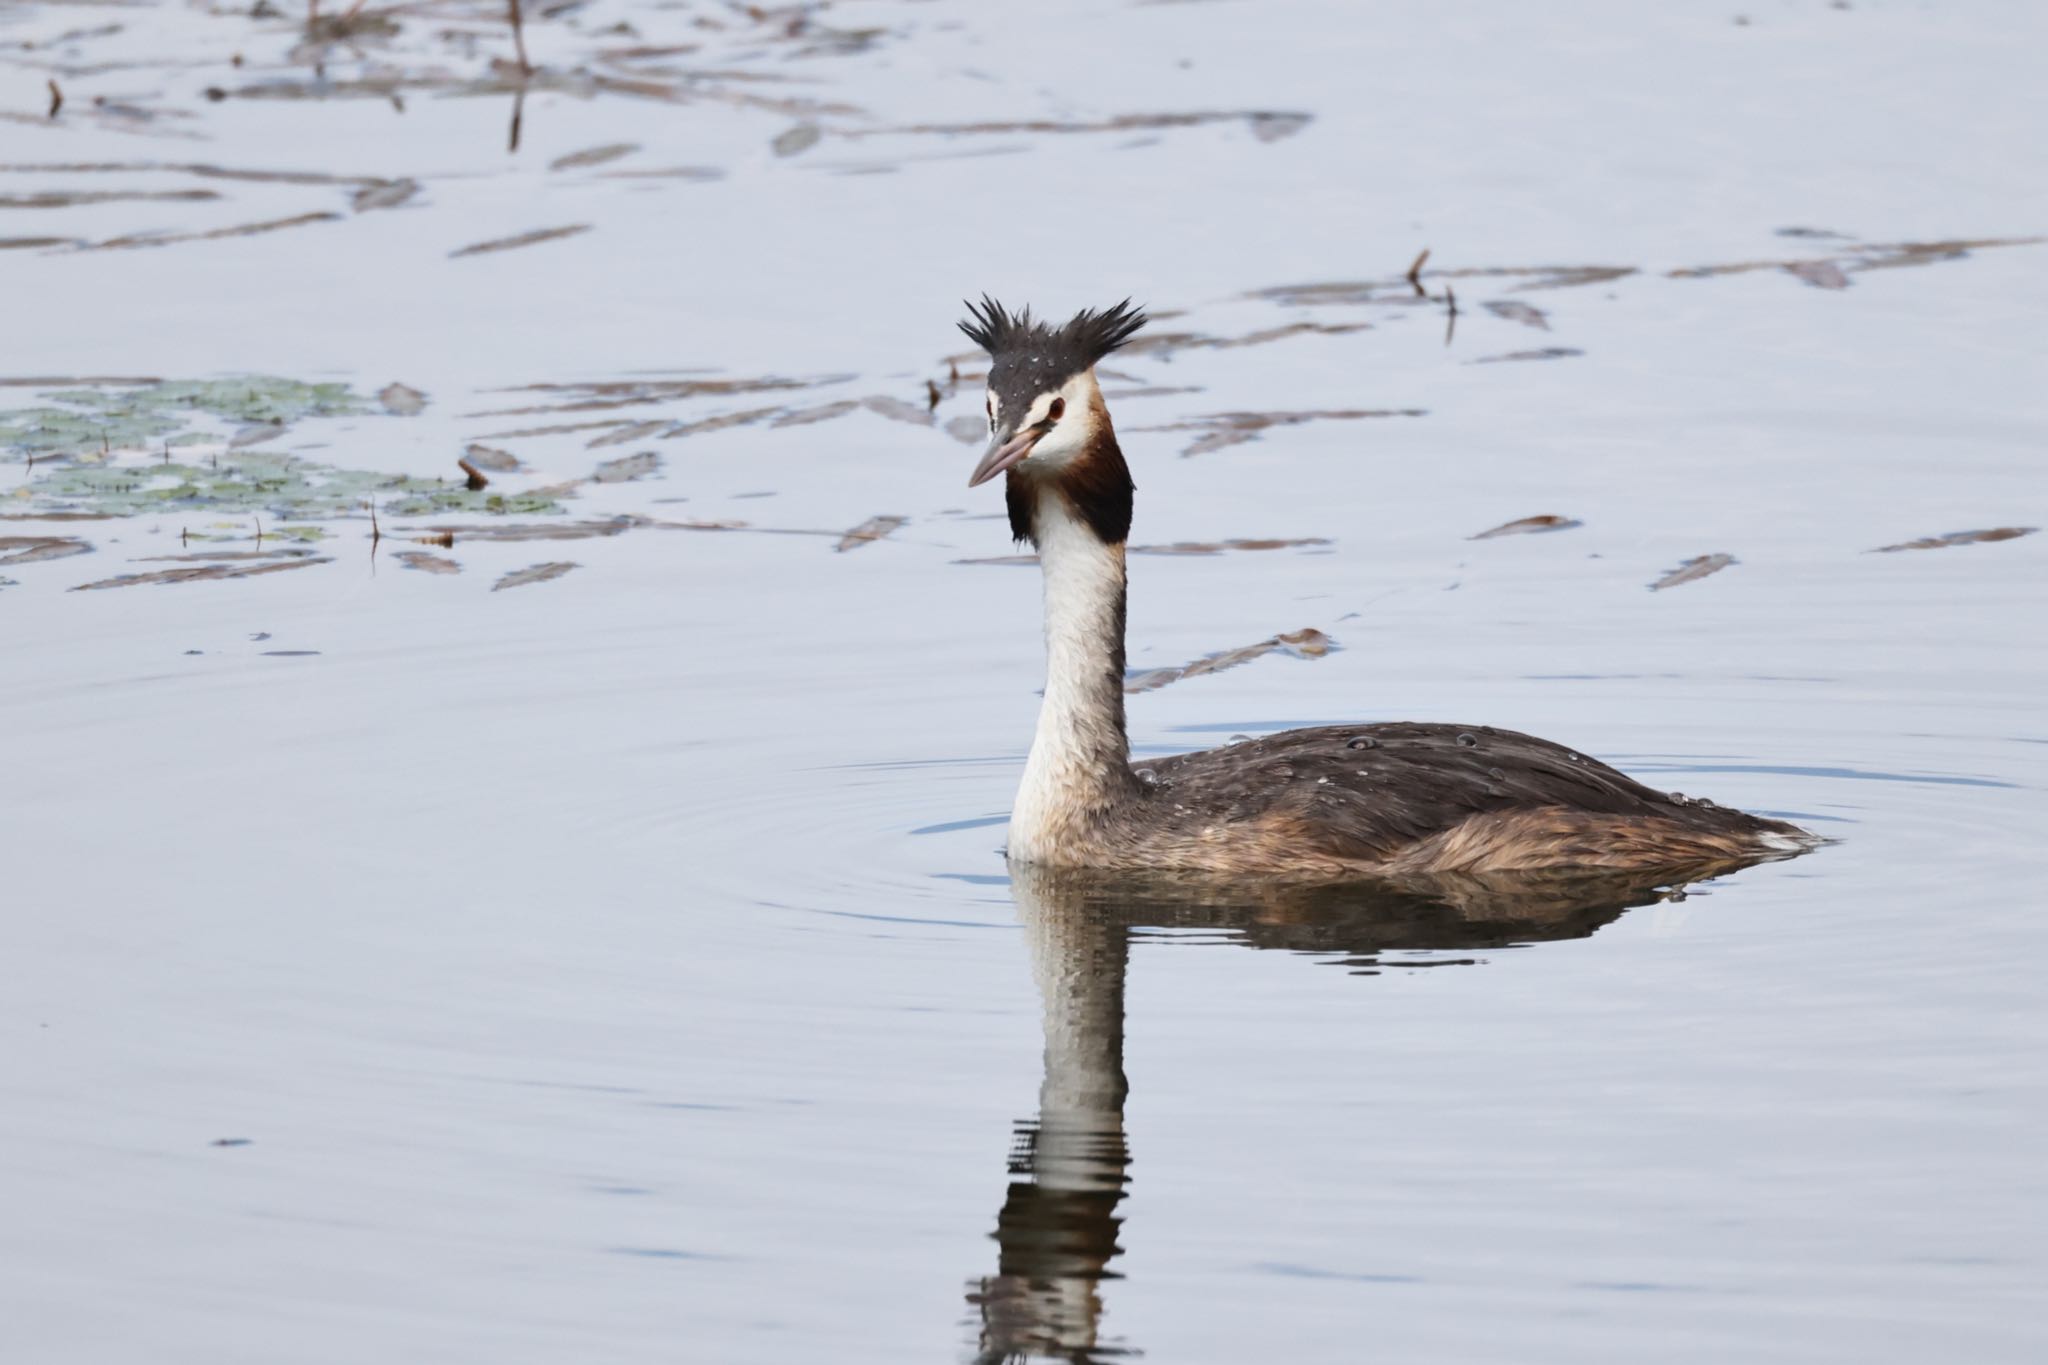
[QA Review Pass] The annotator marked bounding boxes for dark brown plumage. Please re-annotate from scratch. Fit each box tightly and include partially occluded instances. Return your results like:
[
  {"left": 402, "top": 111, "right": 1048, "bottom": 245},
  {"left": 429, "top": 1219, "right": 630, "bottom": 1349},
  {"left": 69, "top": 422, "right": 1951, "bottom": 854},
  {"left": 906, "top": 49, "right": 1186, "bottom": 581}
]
[{"left": 1119, "top": 722, "right": 1812, "bottom": 877}]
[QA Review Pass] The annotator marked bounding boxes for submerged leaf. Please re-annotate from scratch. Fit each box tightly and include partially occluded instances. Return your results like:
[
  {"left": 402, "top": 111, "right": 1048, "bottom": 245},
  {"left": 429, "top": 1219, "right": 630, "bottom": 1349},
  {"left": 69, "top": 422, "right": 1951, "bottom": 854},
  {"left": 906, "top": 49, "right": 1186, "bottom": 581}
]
[
  {"left": 493, "top": 561, "right": 578, "bottom": 591},
  {"left": 1650, "top": 554, "right": 1736, "bottom": 591}
]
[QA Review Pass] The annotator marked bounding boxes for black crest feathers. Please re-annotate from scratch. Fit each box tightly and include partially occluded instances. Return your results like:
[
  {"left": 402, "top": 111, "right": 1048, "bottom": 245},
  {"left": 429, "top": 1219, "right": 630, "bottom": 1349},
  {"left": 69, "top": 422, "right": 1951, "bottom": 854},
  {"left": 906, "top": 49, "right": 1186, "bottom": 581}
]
[{"left": 958, "top": 296, "right": 1148, "bottom": 374}]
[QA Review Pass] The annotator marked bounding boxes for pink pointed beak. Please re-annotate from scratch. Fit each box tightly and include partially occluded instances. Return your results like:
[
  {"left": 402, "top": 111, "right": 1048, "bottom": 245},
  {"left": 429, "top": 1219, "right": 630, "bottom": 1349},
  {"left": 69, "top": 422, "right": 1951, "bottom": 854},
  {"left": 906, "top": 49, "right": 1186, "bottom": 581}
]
[{"left": 968, "top": 426, "right": 1042, "bottom": 488}]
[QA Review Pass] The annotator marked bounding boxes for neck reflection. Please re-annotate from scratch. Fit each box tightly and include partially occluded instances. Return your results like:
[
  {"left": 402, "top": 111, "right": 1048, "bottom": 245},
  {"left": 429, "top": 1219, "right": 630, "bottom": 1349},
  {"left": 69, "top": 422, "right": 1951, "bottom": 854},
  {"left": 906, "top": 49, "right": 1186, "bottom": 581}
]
[{"left": 967, "top": 862, "right": 1711, "bottom": 1363}]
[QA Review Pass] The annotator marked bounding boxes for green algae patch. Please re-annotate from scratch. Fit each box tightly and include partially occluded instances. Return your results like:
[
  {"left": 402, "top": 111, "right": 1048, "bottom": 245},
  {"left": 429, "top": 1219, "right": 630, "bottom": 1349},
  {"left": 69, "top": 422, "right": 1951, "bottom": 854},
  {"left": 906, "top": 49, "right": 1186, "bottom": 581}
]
[
  {"left": 12, "top": 449, "right": 564, "bottom": 521},
  {"left": 1, "top": 377, "right": 566, "bottom": 523},
  {"left": 0, "top": 377, "right": 370, "bottom": 462}
]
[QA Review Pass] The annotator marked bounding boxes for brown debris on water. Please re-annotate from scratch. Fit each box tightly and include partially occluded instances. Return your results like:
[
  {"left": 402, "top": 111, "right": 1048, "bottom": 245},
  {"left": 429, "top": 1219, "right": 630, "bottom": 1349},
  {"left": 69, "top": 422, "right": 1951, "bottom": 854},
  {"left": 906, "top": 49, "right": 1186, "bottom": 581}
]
[
  {"left": 1650, "top": 554, "right": 1736, "bottom": 591},
  {"left": 1871, "top": 527, "right": 2036, "bottom": 553},
  {"left": 0, "top": 535, "right": 93, "bottom": 566},
  {"left": 458, "top": 457, "right": 489, "bottom": 491},
  {"left": 449, "top": 224, "right": 592, "bottom": 257},
  {"left": 493, "top": 561, "right": 577, "bottom": 591},
  {"left": 1471, "top": 347, "right": 1583, "bottom": 364},
  {"left": 71, "top": 556, "right": 332, "bottom": 591},
  {"left": 1131, "top": 408, "right": 1426, "bottom": 457},
  {"left": 395, "top": 550, "right": 461, "bottom": 575},
  {"left": 1406, "top": 248, "right": 1430, "bottom": 298},
  {"left": 835, "top": 515, "right": 906, "bottom": 551},
  {"left": 1126, "top": 628, "right": 1336, "bottom": 694},
  {"left": 1471, "top": 515, "right": 1582, "bottom": 539}
]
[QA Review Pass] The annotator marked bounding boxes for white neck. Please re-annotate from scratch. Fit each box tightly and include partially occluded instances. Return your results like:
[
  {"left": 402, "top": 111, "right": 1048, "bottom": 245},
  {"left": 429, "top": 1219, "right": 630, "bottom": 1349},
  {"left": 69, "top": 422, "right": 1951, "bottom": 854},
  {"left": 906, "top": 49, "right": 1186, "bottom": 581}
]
[{"left": 1007, "top": 489, "right": 1136, "bottom": 864}]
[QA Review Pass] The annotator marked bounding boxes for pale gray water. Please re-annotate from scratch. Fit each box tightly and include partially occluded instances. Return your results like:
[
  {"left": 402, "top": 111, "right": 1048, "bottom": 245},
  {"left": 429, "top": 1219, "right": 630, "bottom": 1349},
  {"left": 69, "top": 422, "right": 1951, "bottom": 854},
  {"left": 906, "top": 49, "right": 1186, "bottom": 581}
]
[{"left": 3, "top": 3, "right": 2045, "bottom": 1362}]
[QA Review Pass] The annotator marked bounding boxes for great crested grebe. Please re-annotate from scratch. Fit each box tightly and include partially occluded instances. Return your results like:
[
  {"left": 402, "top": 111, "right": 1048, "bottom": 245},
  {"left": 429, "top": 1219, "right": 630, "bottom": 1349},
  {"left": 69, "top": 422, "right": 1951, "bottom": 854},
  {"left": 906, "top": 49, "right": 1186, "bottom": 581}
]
[{"left": 958, "top": 296, "right": 1815, "bottom": 879}]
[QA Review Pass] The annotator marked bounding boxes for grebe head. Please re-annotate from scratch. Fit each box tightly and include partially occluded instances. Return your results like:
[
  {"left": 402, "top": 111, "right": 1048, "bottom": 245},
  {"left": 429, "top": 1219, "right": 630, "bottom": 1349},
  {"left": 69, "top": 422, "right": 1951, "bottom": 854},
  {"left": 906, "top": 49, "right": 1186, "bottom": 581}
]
[{"left": 958, "top": 296, "right": 1147, "bottom": 490}]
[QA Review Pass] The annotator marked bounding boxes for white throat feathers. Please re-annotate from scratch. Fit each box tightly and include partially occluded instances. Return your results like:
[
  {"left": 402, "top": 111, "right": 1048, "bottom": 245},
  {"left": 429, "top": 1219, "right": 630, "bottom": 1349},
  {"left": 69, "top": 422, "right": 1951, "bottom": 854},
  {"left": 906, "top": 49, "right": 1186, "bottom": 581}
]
[{"left": 1003, "top": 374, "right": 1140, "bottom": 864}]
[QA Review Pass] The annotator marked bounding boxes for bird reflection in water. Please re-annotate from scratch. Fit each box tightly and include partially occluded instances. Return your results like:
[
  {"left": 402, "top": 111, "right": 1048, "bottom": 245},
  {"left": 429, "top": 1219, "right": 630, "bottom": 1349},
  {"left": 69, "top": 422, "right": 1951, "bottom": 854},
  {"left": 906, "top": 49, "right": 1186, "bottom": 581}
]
[{"left": 966, "top": 856, "right": 1779, "bottom": 1363}]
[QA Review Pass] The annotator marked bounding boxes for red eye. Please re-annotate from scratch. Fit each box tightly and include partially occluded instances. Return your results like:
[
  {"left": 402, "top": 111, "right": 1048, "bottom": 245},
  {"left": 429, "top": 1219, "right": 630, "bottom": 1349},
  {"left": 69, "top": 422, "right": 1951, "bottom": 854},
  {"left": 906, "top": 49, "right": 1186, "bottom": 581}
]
[{"left": 1048, "top": 397, "right": 1065, "bottom": 421}]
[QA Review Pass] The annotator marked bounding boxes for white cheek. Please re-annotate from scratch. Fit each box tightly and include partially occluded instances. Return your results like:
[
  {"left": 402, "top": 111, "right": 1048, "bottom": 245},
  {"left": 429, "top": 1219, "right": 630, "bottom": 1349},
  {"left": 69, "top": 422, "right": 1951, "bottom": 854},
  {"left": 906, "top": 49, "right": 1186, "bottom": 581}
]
[{"left": 1028, "top": 420, "right": 1087, "bottom": 467}]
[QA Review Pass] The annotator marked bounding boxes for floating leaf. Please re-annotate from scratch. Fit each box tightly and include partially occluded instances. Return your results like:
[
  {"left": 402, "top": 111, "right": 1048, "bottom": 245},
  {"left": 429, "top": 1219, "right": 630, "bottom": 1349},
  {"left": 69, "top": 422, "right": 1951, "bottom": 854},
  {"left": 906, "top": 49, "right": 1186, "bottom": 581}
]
[
  {"left": 592, "top": 451, "right": 661, "bottom": 483},
  {"left": 395, "top": 551, "right": 460, "bottom": 574},
  {"left": 450, "top": 225, "right": 592, "bottom": 257},
  {"left": 419, "top": 516, "right": 640, "bottom": 542},
  {"left": 860, "top": 395, "right": 933, "bottom": 426},
  {"left": 1126, "top": 628, "right": 1335, "bottom": 694},
  {"left": 1132, "top": 408, "right": 1425, "bottom": 457},
  {"left": 944, "top": 415, "right": 986, "bottom": 444},
  {"left": 550, "top": 142, "right": 639, "bottom": 170},
  {"left": 1483, "top": 300, "right": 1550, "bottom": 330},
  {"left": 1784, "top": 260, "right": 1850, "bottom": 290},
  {"left": 772, "top": 400, "right": 860, "bottom": 427},
  {"left": 772, "top": 123, "right": 822, "bottom": 156},
  {"left": 378, "top": 382, "right": 426, "bottom": 415},
  {"left": 0, "top": 535, "right": 91, "bottom": 566},
  {"left": 1130, "top": 537, "right": 1330, "bottom": 556},
  {"left": 462, "top": 443, "right": 522, "bottom": 472},
  {"left": 588, "top": 421, "right": 665, "bottom": 448},
  {"left": 1470, "top": 515, "right": 1582, "bottom": 539},
  {"left": 1872, "top": 527, "right": 2036, "bottom": 553},
  {"left": 835, "top": 515, "right": 905, "bottom": 551},
  {"left": 352, "top": 178, "right": 418, "bottom": 211},
  {"left": 1650, "top": 554, "right": 1736, "bottom": 591},
  {"left": 1470, "top": 347, "right": 1584, "bottom": 364},
  {"left": 493, "top": 561, "right": 578, "bottom": 591},
  {"left": 71, "top": 555, "right": 332, "bottom": 590}
]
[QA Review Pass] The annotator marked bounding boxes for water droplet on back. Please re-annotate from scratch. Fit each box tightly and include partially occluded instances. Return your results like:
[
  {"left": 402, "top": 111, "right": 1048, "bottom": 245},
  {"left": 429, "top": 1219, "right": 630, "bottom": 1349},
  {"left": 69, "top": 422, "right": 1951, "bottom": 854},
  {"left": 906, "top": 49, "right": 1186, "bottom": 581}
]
[
  {"left": 1346, "top": 736, "right": 1378, "bottom": 750},
  {"left": 1135, "top": 767, "right": 1158, "bottom": 786},
  {"left": 1455, "top": 733, "right": 1478, "bottom": 747}
]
